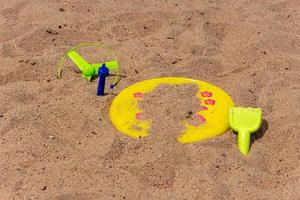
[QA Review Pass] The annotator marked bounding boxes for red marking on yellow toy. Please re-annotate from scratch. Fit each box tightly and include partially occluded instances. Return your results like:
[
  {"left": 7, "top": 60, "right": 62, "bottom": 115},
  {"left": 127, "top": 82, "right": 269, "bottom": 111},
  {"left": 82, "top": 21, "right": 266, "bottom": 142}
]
[
  {"left": 197, "top": 114, "right": 206, "bottom": 123},
  {"left": 201, "top": 106, "right": 208, "bottom": 110},
  {"left": 201, "top": 91, "right": 213, "bottom": 97},
  {"left": 136, "top": 112, "right": 143, "bottom": 120},
  {"left": 133, "top": 92, "right": 144, "bottom": 99},
  {"left": 205, "top": 99, "right": 216, "bottom": 105}
]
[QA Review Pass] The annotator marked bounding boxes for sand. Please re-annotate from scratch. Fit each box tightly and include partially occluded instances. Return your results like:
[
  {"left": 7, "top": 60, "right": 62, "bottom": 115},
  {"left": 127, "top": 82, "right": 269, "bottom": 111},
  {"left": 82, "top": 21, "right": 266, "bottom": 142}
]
[{"left": 0, "top": 0, "right": 300, "bottom": 199}]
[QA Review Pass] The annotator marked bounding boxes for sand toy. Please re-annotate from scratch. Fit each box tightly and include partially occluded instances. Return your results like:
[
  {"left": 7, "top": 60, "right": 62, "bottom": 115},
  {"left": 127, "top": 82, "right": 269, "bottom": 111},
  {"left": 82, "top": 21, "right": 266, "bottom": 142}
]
[
  {"left": 229, "top": 107, "right": 262, "bottom": 156},
  {"left": 57, "top": 43, "right": 120, "bottom": 93},
  {"left": 97, "top": 63, "right": 110, "bottom": 96},
  {"left": 110, "top": 77, "right": 234, "bottom": 143}
]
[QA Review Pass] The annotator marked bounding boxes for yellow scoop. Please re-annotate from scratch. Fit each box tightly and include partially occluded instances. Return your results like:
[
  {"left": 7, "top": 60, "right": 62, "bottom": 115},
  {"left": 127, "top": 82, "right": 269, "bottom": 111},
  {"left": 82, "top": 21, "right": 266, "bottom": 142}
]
[{"left": 229, "top": 107, "right": 262, "bottom": 156}]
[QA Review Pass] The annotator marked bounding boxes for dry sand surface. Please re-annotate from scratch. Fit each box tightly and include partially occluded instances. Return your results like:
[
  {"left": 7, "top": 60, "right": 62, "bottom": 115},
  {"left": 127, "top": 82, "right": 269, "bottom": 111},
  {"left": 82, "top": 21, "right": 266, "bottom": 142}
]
[{"left": 0, "top": 0, "right": 300, "bottom": 199}]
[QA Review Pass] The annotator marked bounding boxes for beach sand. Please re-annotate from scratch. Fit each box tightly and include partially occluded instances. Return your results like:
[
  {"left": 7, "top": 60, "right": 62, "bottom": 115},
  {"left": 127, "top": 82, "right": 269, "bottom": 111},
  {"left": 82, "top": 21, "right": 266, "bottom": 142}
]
[{"left": 0, "top": 0, "right": 299, "bottom": 199}]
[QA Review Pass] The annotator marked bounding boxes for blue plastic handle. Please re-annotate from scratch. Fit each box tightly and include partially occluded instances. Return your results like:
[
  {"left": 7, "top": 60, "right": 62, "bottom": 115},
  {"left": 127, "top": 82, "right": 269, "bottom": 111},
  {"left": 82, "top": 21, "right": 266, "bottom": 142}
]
[{"left": 97, "top": 63, "right": 110, "bottom": 96}]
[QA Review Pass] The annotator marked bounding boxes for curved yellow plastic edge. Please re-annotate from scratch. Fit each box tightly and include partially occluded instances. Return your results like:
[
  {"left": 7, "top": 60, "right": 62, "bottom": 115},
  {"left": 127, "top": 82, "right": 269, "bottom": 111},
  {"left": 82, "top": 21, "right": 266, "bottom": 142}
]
[{"left": 110, "top": 77, "right": 234, "bottom": 143}]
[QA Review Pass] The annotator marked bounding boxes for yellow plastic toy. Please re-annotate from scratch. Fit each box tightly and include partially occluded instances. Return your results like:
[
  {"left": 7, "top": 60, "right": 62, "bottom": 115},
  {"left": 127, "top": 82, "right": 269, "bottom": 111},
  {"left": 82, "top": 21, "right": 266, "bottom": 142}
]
[
  {"left": 229, "top": 107, "right": 262, "bottom": 156},
  {"left": 110, "top": 77, "right": 234, "bottom": 143}
]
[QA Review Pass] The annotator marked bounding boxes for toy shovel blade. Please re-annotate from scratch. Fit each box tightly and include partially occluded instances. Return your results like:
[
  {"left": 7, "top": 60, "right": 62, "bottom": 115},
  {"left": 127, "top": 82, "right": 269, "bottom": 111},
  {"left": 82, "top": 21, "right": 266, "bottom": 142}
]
[{"left": 229, "top": 107, "right": 262, "bottom": 156}]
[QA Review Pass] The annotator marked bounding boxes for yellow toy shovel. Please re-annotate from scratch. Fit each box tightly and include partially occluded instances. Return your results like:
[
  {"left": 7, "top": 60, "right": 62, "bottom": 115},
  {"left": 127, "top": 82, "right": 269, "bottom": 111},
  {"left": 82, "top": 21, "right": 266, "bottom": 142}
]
[{"left": 229, "top": 107, "right": 262, "bottom": 156}]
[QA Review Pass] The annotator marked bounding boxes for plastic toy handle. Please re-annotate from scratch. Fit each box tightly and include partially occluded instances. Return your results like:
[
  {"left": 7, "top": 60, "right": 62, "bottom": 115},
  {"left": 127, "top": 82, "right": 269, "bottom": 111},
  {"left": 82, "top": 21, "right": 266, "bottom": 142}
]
[
  {"left": 58, "top": 42, "right": 120, "bottom": 85},
  {"left": 97, "top": 64, "right": 110, "bottom": 96},
  {"left": 92, "top": 60, "right": 119, "bottom": 72},
  {"left": 97, "top": 74, "right": 106, "bottom": 96},
  {"left": 238, "top": 130, "right": 251, "bottom": 156},
  {"left": 67, "top": 50, "right": 94, "bottom": 77}
]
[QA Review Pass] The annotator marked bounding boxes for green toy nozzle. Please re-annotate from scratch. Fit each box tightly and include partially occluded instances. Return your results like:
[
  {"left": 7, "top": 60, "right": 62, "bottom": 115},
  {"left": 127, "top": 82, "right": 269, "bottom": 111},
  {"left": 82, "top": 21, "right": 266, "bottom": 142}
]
[{"left": 229, "top": 107, "right": 262, "bottom": 156}]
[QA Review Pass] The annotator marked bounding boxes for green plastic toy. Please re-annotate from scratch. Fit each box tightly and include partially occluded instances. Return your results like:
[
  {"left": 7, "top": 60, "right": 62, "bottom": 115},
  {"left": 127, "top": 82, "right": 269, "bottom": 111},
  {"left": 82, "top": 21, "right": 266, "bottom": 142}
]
[
  {"left": 66, "top": 50, "right": 118, "bottom": 80},
  {"left": 229, "top": 107, "right": 262, "bottom": 156},
  {"left": 57, "top": 42, "right": 119, "bottom": 82}
]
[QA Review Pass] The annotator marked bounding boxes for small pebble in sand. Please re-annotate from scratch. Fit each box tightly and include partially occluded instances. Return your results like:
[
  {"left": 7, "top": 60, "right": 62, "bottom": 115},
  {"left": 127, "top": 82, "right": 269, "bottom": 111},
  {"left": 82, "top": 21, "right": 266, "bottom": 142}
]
[
  {"left": 0, "top": 114, "right": 3, "bottom": 118},
  {"left": 186, "top": 111, "right": 193, "bottom": 118},
  {"left": 41, "top": 186, "right": 47, "bottom": 190},
  {"left": 48, "top": 135, "right": 55, "bottom": 139},
  {"left": 91, "top": 131, "right": 98, "bottom": 135},
  {"left": 45, "top": 29, "right": 58, "bottom": 35},
  {"left": 166, "top": 36, "right": 175, "bottom": 39}
]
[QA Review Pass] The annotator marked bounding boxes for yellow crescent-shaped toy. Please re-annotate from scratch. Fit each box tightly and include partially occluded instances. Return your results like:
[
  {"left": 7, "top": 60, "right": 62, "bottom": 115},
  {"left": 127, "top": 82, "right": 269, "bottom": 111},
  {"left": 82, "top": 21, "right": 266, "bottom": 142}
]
[{"left": 110, "top": 77, "right": 234, "bottom": 143}]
